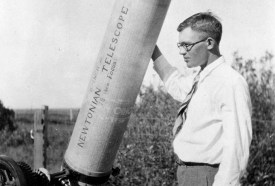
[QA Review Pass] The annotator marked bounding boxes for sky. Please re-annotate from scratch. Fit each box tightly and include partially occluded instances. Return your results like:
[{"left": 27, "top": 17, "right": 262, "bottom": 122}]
[{"left": 0, "top": 0, "right": 274, "bottom": 109}]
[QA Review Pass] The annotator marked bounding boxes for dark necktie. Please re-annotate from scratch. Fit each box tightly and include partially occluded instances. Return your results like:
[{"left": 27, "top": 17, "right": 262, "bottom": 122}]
[{"left": 173, "top": 72, "right": 200, "bottom": 136}]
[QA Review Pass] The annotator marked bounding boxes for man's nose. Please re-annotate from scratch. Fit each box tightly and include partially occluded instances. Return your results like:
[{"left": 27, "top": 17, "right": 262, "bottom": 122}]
[{"left": 179, "top": 47, "right": 187, "bottom": 55}]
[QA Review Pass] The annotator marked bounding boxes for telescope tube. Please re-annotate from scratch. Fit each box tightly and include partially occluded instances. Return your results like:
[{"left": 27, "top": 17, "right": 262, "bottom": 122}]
[{"left": 64, "top": 0, "right": 171, "bottom": 184}]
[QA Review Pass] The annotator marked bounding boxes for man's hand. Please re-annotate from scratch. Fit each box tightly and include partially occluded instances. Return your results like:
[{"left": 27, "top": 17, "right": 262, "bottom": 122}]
[{"left": 152, "top": 45, "right": 162, "bottom": 61}]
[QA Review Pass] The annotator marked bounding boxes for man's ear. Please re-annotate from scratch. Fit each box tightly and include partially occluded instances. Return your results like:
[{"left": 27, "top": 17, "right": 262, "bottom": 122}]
[{"left": 206, "top": 37, "right": 215, "bottom": 50}]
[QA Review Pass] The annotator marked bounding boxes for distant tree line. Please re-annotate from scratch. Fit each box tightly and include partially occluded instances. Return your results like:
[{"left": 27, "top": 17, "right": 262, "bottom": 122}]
[{"left": 0, "top": 100, "right": 16, "bottom": 131}]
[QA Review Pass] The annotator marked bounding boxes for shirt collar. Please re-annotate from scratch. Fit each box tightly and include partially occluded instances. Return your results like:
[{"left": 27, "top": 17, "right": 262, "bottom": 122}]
[{"left": 198, "top": 56, "right": 225, "bottom": 82}]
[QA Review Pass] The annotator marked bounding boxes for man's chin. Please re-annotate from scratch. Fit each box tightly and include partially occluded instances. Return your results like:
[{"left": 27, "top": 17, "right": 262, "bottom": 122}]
[
  {"left": 186, "top": 62, "right": 200, "bottom": 69},
  {"left": 186, "top": 63, "right": 194, "bottom": 68}
]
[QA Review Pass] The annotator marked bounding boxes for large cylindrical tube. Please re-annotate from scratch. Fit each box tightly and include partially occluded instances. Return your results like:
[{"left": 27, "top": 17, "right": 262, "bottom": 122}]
[{"left": 64, "top": 0, "right": 171, "bottom": 184}]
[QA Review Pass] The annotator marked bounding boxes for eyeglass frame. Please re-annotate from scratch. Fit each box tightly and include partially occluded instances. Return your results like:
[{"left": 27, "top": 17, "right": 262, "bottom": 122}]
[{"left": 177, "top": 38, "right": 208, "bottom": 52}]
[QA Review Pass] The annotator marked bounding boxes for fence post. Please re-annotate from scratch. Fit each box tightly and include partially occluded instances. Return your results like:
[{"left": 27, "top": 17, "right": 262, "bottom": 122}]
[
  {"left": 69, "top": 108, "right": 73, "bottom": 122},
  {"left": 33, "top": 105, "right": 48, "bottom": 169}
]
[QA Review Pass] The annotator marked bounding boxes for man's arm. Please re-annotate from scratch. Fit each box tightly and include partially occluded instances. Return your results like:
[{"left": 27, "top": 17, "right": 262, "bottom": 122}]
[
  {"left": 151, "top": 46, "right": 193, "bottom": 102},
  {"left": 213, "top": 77, "right": 252, "bottom": 186},
  {"left": 152, "top": 45, "right": 176, "bottom": 82}
]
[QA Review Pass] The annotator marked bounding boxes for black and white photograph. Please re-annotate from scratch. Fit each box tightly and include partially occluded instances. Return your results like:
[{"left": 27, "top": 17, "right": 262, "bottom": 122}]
[{"left": 0, "top": 0, "right": 274, "bottom": 185}]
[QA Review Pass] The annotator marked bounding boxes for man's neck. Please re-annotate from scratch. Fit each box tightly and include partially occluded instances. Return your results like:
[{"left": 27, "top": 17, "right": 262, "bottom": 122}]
[{"left": 201, "top": 50, "right": 221, "bottom": 70}]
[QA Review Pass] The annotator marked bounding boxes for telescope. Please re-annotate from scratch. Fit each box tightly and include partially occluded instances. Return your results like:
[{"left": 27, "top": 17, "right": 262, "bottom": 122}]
[{"left": 0, "top": 0, "right": 171, "bottom": 185}]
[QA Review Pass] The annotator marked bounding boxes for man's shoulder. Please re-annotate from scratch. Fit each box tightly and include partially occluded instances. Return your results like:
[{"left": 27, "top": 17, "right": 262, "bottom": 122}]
[{"left": 214, "top": 62, "right": 247, "bottom": 87}]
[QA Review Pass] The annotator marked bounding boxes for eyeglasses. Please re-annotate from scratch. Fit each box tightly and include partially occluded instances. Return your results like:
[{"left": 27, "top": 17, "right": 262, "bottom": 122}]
[{"left": 177, "top": 38, "right": 207, "bottom": 52}]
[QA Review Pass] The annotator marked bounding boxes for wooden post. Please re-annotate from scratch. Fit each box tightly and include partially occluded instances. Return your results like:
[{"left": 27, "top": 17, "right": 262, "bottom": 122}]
[
  {"left": 69, "top": 108, "right": 73, "bottom": 122},
  {"left": 33, "top": 105, "right": 48, "bottom": 169}
]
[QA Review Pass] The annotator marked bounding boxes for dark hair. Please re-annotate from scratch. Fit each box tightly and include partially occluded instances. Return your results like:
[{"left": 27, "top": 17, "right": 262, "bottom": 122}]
[{"left": 177, "top": 12, "right": 222, "bottom": 44}]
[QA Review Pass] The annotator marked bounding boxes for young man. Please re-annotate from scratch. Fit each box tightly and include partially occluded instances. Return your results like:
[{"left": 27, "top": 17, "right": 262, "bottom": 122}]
[{"left": 151, "top": 12, "right": 252, "bottom": 186}]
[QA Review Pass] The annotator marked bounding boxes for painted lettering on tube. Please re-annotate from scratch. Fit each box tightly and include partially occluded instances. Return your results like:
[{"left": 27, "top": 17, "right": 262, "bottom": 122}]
[
  {"left": 78, "top": 87, "right": 101, "bottom": 148},
  {"left": 101, "top": 6, "right": 128, "bottom": 74}
]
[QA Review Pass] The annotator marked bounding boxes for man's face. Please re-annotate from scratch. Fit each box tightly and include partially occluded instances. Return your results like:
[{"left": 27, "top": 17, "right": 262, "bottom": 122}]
[{"left": 178, "top": 27, "right": 208, "bottom": 68}]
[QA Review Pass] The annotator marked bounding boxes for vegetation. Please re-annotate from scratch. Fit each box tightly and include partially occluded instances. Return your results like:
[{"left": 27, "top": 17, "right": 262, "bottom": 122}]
[
  {"left": 0, "top": 101, "right": 16, "bottom": 131},
  {"left": 0, "top": 52, "right": 274, "bottom": 185},
  {"left": 232, "top": 51, "right": 275, "bottom": 185}
]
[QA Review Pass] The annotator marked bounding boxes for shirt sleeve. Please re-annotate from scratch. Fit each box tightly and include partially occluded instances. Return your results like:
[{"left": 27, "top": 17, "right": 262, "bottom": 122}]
[
  {"left": 213, "top": 77, "right": 252, "bottom": 186},
  {"left": 153, "top": 55, "right": 193, "bottom": 102}
]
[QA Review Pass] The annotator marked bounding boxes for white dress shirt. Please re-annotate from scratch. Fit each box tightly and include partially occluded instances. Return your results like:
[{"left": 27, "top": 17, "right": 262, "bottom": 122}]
[{"left": 153, "top": 55, "right": 252, "bottom": 186}]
